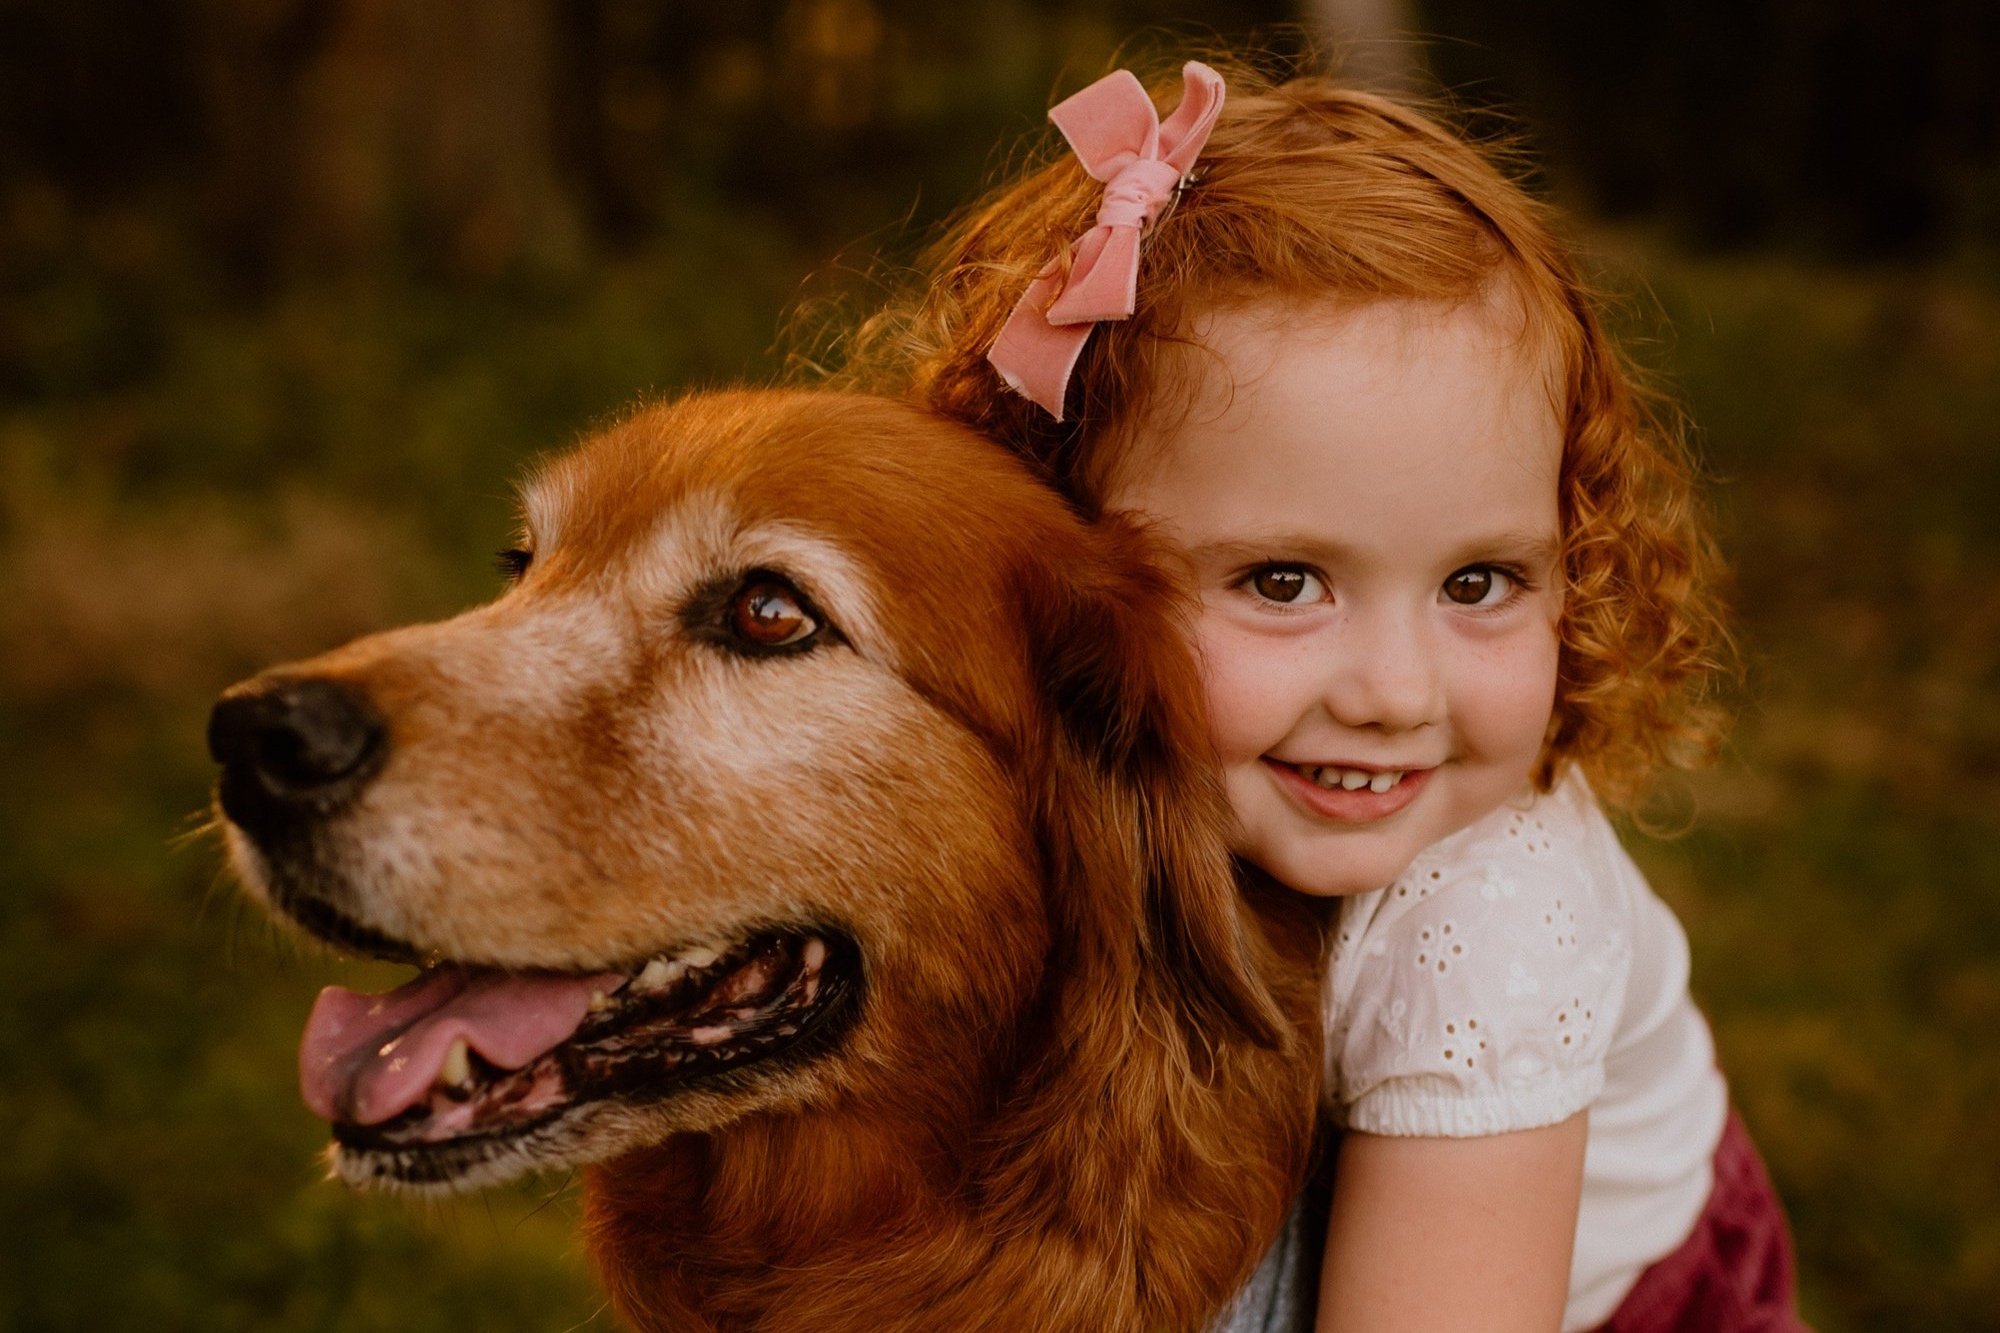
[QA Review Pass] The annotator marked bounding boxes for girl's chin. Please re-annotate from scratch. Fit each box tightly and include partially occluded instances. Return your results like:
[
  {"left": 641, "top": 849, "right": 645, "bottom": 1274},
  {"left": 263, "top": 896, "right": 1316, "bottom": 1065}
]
[
  {"left": 1225, "top": 761, "right": 1434, "bottom": 896},
  {"left": 1240, "top": 834, "right": 1425, "bottom": 899}
]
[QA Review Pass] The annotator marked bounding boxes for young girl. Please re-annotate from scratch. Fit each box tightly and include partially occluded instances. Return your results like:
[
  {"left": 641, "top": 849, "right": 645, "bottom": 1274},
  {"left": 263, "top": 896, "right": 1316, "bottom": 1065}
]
[{"left": 845, "top": 58, "right": 1807, "bottom": 1333}]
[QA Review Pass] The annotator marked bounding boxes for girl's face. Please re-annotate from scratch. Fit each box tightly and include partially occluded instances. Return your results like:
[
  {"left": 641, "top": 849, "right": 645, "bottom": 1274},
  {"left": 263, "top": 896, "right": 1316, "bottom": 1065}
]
[{"left": 1106, "top": 296, "right": 1564, "bottom": 897}]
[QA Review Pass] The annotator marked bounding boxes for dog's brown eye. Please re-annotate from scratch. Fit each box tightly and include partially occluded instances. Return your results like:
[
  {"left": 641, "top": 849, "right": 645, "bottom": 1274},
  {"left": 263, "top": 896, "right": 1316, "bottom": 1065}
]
[{"left": 731, "top": 581, "right": 818, "bottom": 648}]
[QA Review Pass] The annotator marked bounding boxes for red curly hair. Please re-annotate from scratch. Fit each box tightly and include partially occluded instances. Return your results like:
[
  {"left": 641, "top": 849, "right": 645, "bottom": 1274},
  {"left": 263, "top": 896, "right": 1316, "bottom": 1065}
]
[{"left": 836, "top": 58, "right": 1730, "bottom": 807}]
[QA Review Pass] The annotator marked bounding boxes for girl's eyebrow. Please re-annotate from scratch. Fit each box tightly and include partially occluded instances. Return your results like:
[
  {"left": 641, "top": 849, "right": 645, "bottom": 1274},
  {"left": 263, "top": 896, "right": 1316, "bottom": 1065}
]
[
  {"left": 1459, "top": 532, "right": 1561, "bottom": 566},
  {"left": 1184, "top": 531, "right": 1560, "bottom": 566},
  {"left": 1182, "top": 533, "right": 1357, "bottom": 565}
]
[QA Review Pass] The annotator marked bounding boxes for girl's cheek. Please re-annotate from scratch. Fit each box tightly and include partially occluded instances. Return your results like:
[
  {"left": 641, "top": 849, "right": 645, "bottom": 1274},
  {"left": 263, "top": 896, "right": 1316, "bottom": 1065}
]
[
  {"left": 1456, "top": 618, "right": 1561, "bottom": 753},
  {"left": 1193, "top": 623, "right": 1291, "bottom": 761}
]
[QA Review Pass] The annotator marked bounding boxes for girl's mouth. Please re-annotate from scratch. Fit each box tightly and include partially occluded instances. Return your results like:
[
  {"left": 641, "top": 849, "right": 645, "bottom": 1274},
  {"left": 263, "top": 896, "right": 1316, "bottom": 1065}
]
[
  {"left": 1264, "top": 758, "right": 1434, "bottom": 823},
  {"left": 1300, "top": 763, "right": 1406, "bottom": 793}
]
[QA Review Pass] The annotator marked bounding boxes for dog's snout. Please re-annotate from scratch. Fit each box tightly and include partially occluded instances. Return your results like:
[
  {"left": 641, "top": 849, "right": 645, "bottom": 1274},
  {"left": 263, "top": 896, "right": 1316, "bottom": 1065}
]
[{"left": 209, "top": 678, "right": 388, "bottom": 835}]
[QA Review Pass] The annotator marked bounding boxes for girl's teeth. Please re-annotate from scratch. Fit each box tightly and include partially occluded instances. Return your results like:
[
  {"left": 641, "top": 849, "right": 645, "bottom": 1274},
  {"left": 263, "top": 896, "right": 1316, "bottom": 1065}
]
[{"left": 1303, "top": 764, "right": 1408, "bottom": 793}]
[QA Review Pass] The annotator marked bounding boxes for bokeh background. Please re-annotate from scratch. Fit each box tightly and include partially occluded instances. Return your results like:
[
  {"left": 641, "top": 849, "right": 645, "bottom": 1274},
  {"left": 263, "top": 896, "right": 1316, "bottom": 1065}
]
[{"left": 3, "top": 2, "right": 1995, "bottom": 1329}]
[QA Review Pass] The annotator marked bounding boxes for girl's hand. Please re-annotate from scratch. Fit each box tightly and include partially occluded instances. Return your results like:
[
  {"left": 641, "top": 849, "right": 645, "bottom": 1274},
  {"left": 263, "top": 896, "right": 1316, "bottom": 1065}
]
[{"left": 1316, "top": 1111, "right": 1589, "bottom": 1333}]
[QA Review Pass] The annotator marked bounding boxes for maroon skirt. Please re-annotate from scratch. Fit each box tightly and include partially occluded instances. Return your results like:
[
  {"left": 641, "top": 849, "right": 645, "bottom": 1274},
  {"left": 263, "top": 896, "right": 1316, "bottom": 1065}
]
[{"left": 1592, "top": 1111, "right": 1809, "bottom": 1333}]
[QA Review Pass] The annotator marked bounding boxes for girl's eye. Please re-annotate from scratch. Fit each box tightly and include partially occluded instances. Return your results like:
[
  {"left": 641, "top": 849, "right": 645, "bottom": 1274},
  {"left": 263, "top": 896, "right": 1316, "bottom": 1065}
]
[
  {"left": 495, "top": 548, "right": 533, "bottom": 581},
  {"left": 1248, "top": 566, "right": 1326, "bottom": 605},
  {"left": 729, "top": 580, "right": 821, "bottom": 649},
  {"left": 1442, "top": 565, "right": 1513, "bottom": 606}
]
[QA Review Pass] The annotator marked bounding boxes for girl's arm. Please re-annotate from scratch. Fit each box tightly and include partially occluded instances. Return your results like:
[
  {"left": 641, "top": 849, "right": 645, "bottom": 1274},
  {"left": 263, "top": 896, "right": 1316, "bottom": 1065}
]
[{"left": 1315, "top": 1111, "right": 1589, "bottom": 1333}]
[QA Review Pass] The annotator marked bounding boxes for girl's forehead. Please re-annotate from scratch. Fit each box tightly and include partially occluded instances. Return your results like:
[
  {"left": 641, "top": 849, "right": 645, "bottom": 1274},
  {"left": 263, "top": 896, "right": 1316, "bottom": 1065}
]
[
  {"left": 1197, "top": 287, "right": 1558, "bottom": 396},
  {"left": 1115, "top": 290, "right": 1562, "bottom": 475},
  {"left": 1103, "top": 291, "right": 1564, "bottom": 548}
]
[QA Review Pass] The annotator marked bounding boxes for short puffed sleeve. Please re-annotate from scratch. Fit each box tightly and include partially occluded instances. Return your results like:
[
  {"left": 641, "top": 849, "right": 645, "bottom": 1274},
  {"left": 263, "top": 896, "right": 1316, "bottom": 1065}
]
[{"left": 1323, "top": 785, "right": 1637, "bottom": 1138}]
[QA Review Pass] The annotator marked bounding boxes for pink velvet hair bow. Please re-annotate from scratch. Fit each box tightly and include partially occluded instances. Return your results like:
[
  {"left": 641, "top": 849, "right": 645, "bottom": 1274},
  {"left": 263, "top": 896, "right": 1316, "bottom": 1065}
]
[{"left": 987, "top": 61, "right": 1226, "bottom": 421}]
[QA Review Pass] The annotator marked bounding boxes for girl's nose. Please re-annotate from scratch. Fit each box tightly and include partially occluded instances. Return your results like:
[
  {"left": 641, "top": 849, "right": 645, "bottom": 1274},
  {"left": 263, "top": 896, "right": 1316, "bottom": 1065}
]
[{"left": 1322, "top": 609, "right": 1446, "bottom": 734}]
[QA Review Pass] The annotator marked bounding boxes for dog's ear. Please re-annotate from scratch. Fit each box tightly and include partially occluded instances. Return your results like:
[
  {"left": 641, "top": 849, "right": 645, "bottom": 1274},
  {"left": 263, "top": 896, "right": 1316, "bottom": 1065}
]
[{"left": 1022, "top": 518, "right": 1286, "bottom": 1052}]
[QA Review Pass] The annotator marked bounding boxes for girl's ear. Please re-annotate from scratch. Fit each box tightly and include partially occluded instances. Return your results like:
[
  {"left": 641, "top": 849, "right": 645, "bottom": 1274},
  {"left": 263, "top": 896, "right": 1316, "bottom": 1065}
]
[{"left": 1022, "top": 518, "right": 1286, "bottom": 1052}]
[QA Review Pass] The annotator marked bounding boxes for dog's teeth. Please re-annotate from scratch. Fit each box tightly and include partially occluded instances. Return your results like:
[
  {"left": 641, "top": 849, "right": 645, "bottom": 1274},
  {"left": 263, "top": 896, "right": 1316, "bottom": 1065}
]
[
  {"left": 802, "top": 938, "right": 827, "bottom": 970},
  {"left": 634, "top": 957, "right": 685, "bottom": 993},
  {"left": 588, "top": 989, "right": 612, "bottom": 1012},
  {"left": 679, "top": 945, "right": 721, "bottom": 969},
  {"left": 438, "top": 1038, "right": 472, "bottom": 1089}
]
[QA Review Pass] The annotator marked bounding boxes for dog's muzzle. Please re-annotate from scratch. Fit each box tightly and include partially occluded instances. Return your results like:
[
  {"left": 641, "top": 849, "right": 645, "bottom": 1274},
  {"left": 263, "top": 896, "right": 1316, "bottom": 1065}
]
[{"left": 208, "top": 677, "right": 388, "bottom": 840}]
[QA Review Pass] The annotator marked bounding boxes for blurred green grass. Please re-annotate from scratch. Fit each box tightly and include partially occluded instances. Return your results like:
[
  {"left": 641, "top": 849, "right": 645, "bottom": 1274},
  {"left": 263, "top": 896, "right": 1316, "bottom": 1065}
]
[
  {"left": 1, "top": 218, "right": 1995, "bottom": 1330},
  {"left": 1611, "top": 244, "right": 2000, "bottom": 1332}
]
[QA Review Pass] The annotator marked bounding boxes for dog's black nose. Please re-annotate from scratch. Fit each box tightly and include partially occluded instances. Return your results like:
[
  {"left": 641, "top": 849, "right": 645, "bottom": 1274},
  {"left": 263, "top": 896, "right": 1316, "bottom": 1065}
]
[{"left": 208, "top": 677, "right": 387, "bottom": 836}]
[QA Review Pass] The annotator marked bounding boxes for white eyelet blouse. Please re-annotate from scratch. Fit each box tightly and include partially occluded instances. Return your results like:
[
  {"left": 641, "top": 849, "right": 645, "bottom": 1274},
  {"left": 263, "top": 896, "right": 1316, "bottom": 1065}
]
[{"left": 1324, "top": 770, "right": 1729, "bottom": 1331}]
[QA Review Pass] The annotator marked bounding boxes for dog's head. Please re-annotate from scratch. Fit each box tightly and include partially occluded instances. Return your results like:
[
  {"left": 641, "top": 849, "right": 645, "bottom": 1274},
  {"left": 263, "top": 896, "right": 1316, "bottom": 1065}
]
[{"left": 211, "top": 391, "right": 1280, "bottom": 1191}]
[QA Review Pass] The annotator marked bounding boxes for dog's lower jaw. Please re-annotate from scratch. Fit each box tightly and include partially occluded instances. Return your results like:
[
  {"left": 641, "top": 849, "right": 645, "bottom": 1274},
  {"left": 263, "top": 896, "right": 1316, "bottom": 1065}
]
[
  {"left": 326, "top": 1036, "right": 851, "bottom": 1195},
  {"left": 583, "top": 975, "right": 1318, "bottom": 1333},
  {"left": 328, "top": 1101, "right": 610, "bottom": 1194}
]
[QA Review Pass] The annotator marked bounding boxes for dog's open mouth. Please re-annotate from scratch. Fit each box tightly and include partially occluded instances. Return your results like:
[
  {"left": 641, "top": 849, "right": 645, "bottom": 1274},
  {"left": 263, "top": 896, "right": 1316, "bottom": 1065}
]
[{"left": 297, "top": 919, "right": 859, "bottom": 1172}]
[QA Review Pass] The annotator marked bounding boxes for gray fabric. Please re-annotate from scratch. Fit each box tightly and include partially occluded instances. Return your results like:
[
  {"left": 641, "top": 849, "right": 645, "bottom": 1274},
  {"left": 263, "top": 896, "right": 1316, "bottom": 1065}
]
[{"left": 1207, "top": 1189, "right": 1320, "bottom": 1333}]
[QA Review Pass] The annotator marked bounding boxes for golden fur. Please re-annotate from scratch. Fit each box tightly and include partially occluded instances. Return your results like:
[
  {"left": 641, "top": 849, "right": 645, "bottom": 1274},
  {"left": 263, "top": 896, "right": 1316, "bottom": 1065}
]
[{"left": 217, "top": 390, "right": 1325, "bottom": 1331}]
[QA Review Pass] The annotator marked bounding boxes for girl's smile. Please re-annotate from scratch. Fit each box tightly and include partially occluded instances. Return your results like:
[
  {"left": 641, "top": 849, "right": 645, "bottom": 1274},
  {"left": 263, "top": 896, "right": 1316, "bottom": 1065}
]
[
  {"left": 1264, "top": 758, "right": 1435, "bottom": 823},
  {"left": 1107, "top": 292, "right": 1565, "bottom": 897}
]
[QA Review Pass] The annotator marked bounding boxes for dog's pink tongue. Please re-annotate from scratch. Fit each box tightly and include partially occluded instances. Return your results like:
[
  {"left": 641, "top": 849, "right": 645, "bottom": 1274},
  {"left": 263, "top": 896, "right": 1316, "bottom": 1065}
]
[{"left": 299, "top": 965, "right": 621, "bottom": 1125}]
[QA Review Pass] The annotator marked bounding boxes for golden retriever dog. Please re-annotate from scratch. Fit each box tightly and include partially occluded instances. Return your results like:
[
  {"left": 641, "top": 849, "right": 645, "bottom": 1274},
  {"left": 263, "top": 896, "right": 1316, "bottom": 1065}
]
[{"left": 208, "top": 391, "right": 1324, "bottom": 1332}]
